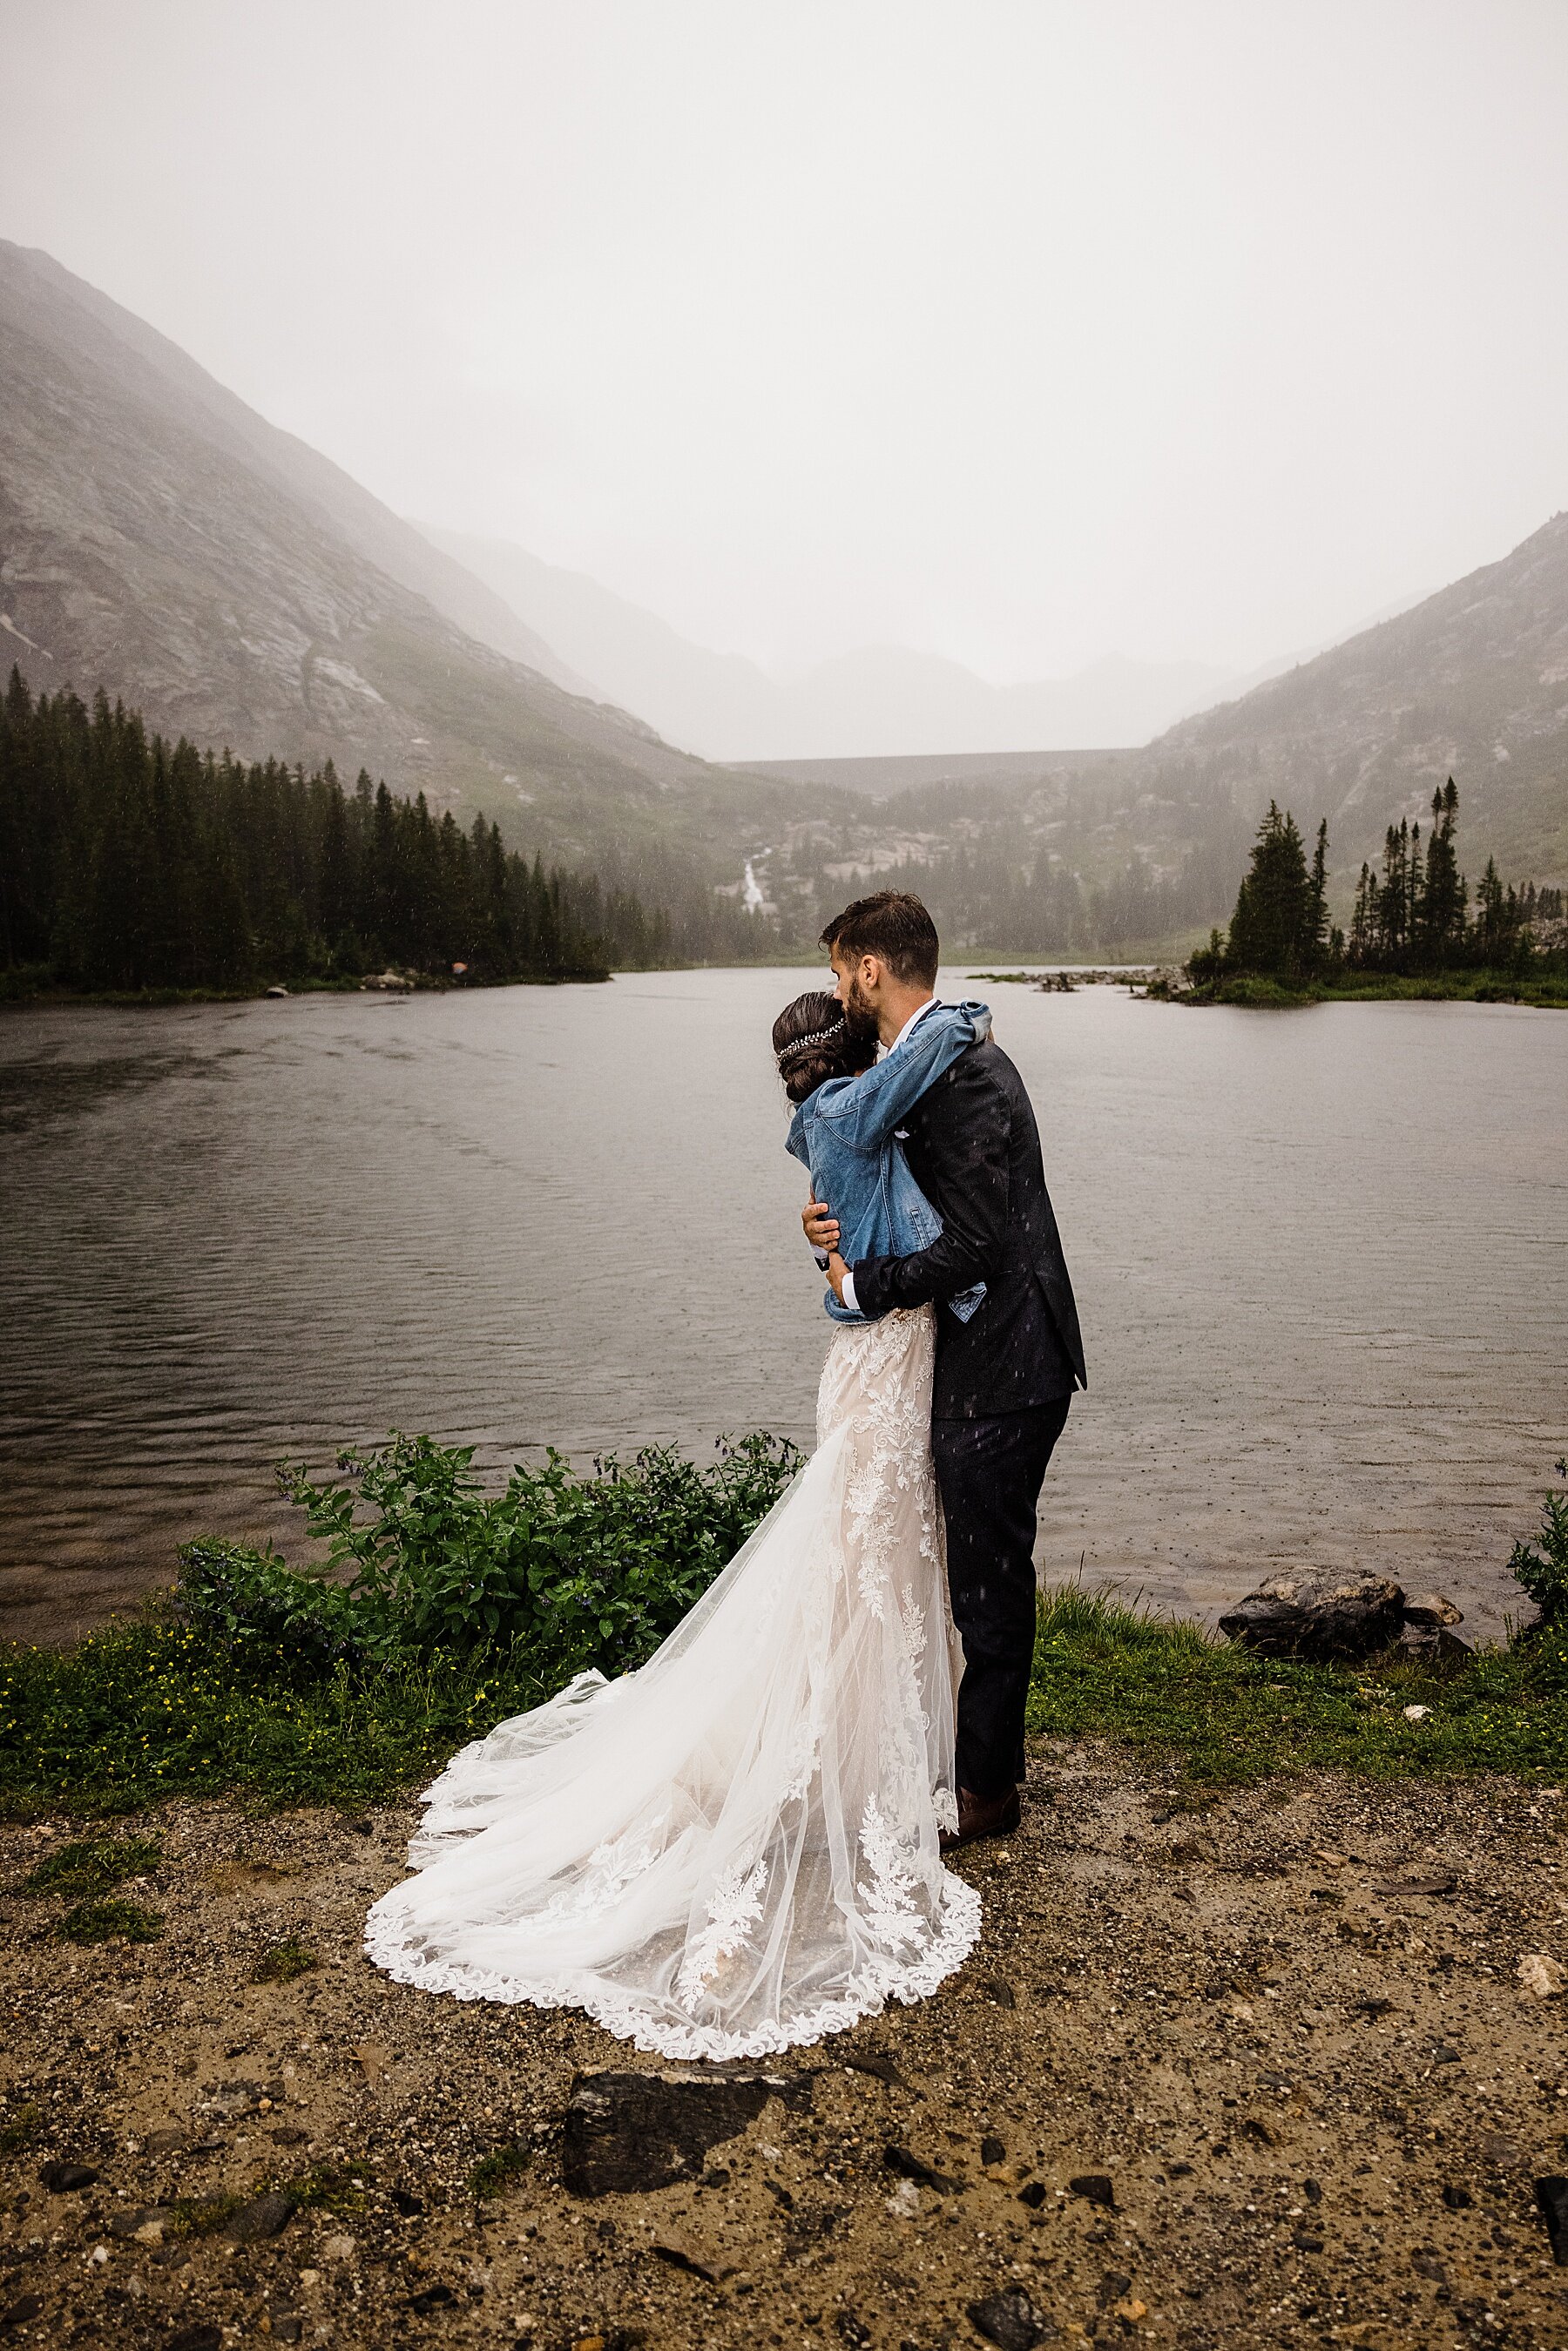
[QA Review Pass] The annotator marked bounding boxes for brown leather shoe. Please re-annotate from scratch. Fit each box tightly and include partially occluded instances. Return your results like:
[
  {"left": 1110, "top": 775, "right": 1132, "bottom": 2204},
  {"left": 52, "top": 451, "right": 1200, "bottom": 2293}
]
[{"left": 940, "top": 1784, "right": 1021, "bottom": 1852}]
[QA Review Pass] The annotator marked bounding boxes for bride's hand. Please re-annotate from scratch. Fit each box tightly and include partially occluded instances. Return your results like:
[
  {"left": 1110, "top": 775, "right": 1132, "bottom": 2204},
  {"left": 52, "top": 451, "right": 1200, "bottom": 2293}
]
[{"left": 802, "top": 1189, "right": 839, "bottom": 1253}]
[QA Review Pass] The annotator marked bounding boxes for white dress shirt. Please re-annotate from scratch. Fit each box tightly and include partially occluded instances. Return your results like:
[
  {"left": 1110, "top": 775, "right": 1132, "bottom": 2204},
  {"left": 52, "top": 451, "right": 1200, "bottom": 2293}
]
[{"left": 835, "top": 996, "right": 940, "bottom": 1316}]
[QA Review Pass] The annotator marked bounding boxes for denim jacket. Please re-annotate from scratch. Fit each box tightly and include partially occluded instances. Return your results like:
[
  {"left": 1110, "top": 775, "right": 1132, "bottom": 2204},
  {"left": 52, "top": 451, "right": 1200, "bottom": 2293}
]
[{"left": 785, "top": 1001, "right": 992, "bottom": 1324}]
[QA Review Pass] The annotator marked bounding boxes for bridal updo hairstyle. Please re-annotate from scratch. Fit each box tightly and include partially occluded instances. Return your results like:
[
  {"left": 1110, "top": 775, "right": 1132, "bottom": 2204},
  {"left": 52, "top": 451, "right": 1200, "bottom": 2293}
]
[{"left": 772, "top": 990, "right": 877, "bottom": 1106}]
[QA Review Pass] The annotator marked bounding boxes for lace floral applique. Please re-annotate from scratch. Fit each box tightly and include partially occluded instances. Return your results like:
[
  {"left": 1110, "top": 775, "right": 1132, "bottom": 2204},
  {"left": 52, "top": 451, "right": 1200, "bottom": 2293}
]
[
  {"left": 676, "top": 1856, "right": 768, "bottom": 2009},
  {"left": 537, "top": 1814, "right": 666, "bottom": 1924},
  {"left": 856, "top": 1794, "right": 924, "bottom": 1951}
]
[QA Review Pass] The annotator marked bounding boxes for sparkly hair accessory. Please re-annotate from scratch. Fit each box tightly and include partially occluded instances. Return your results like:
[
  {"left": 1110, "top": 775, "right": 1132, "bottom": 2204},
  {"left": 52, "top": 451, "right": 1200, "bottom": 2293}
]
[{"left": 776, "top": 1017, "right": 845, "bottom": 1069}]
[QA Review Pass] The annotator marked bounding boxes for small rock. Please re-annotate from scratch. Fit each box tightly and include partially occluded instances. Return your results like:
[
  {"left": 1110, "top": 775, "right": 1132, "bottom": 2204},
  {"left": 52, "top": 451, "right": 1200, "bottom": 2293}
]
[
  {"left": 1095, "top": 2271, "right": 1131, "bottom": 2308},
  {"left": 0, "top": 2300, "right": 44, "bottom": 2334},
  {"left": 977, "top": 1977, "right": 1017, "bottom": 2009},
  {"left": 38, "top": 2160, "right": 98, "bottom": 2192},
  {"left": 1535, "top": 2175, "right": 1568, "bottom": 2266},
  {"left": 1402, "top": 1705, "right": 1431, "bottom": 1723},
  {"left": 885, "top": 2178, "right": 921, "bottom": 2218},
  {"left": 1218, "top": 1571, "right": 1405, "bottom": 1661},
  {"left": 1410, "top": 2251, "right": 1448, "bottom": 2285},
  {"left": 1480, "top": 2133, "right": 1522, "bottom": 2167},
  {"left": 391, "top": 2187, "right": 425, "bottom": 2216},
  {"left": 406, "top": 2284, "right": 458, "bottom": 2314},
  {"left": 836, "top": 2317, "right": 872, "bottom": 2348},
  {"left": 1517, "top": 1952, "right": 1566, "bottom": 1998},
  {"left": 166, "top": 2329, "right": 222, "bottom": 2351},
  {"left": 1302, "top": 2179, "right": 1322, "bottom": 2202},
  {"left": 226, "top": 2191, "right": 294, "bottom": 2244},
  {"left": 1403, "top": 1591, "right": 1463, "bottom": 1628},
  {"left": 1068, "top": 2173, "right": 1115, "bottom": 2208},
  {"left": 883, "top": 2144, "right": 965, "bottom": 2195},
  {"left": 966, "top": 2287, "right": 1057, "bottom": 2348},
  {"left": 650, "top": 2236, "right": 717, "bottom": 2283},
  {"left": 145, "top": 2130, "right": 187, "bottom": 2156},
  {"left": 110, "top": 2205, "right": 172, "bottom": 2240},
  {"left": 1432, "top": 2045, "right": 1461, "bottom": 2065},
  {"left": 321, "top": 2233, "right": 356, "bottom": 2261},
  {"left": 980, "top": 2135, "right": 1007, "bottom": 2166},
  {"left": 1017, "top": 2181, "right": 1048, "bottom": 2209},
  {"left": 1292, "top": 2229, "right": 1325, "bottom": 2252}
]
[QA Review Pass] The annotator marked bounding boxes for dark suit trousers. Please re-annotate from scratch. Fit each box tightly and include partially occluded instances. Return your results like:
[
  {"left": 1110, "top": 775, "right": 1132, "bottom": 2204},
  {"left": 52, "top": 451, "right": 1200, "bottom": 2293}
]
[{"left": 932, "top": 1397, "right": 1071, "bottom": 1799}]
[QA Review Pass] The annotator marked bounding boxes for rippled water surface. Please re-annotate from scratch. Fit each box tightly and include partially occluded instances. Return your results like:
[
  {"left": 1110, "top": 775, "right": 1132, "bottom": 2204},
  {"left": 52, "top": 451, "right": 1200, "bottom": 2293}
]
[{"left": 2, "top": 972, "right": 1565, "bottom": 1642}]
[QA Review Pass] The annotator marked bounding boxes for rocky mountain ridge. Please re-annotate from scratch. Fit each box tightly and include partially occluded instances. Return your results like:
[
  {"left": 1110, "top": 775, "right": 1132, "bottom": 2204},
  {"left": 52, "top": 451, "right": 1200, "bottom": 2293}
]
[{"left": 0, "top": 240, "right": 804, "bottom": 881}]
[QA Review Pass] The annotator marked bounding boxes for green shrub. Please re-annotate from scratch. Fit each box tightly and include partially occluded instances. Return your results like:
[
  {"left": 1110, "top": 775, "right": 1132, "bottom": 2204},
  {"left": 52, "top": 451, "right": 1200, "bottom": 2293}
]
[
  {"left": 57, "top": 1896, "right": 164, "bottom": 1944},
  {"left": 179, "top": 1429, "right": 802, "bottom": 1678},
  {"left": 1510, "top": 1459, "right": 1568, "bottom": 1630}
]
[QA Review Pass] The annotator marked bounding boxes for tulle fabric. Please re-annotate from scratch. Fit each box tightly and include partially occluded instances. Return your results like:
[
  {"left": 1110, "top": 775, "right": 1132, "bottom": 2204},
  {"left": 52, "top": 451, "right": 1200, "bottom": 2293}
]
[{"left": 363, "top": 1305, "right": 981, "bottom": 2059}]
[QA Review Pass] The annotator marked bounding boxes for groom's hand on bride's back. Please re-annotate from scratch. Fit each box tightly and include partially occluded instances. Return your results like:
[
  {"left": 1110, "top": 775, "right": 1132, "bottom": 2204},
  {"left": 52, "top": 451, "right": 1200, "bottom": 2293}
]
[{"left": 801, "top": 1190, "right": 840, "bottom": 1255}]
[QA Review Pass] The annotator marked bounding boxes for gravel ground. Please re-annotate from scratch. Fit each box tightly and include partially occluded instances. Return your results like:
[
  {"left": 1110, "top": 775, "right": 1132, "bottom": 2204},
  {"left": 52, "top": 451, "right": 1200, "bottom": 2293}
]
[{"left": 3, "top": 1746, "right": 1565, "bottom": 2351}]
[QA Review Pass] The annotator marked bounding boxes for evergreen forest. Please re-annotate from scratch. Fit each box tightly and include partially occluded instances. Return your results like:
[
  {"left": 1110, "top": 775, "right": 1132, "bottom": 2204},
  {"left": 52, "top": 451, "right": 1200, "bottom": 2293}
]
[
  {"left": 1188, "top": 781, "right": 1566, "bottom": 993},
  {"left": 0, "top": 672, "right": 678, "bottom": 993}
]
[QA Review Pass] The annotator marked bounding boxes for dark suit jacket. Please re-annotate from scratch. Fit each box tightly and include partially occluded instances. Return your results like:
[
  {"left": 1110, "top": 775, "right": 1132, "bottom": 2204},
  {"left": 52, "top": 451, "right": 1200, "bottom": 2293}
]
[{"left": 851, "top": 1037, "right": 1085, "bottom": 1420}]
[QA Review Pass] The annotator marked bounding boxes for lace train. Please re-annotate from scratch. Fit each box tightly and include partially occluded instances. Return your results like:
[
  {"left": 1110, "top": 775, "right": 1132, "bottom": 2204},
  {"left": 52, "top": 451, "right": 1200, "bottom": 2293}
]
[{"left": 363, "top": 1306, "right": 981, "bottom": 2058}]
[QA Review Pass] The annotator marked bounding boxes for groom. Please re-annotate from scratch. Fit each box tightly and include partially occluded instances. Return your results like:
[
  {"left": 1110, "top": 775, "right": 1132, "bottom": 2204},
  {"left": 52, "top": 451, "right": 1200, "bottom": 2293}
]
[{"left": 802, "top": 890, "right": 1085, "bottom": 1848}]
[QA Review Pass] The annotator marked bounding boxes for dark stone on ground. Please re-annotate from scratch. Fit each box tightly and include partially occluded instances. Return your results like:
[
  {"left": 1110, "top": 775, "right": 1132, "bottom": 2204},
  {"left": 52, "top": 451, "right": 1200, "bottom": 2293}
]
[
  {"left": 978, "top": 1978, "right": 1017, "bottom": 2008},
  {"left": 1302, "top": 2179, "right": 1321, "bottom": 2202},
  {"left": 651, "top": 2239, "right": 717, "bottom": 2283},
  {"left": 0, "top": 2301, "right": 43, "bottom": 2334},
  {"left": 1017, "top": 2180, "right": 1048, "bottom": 2207},
  {"left": 38, "top": 2160, "right": 98, "bottom": 2192},
  {"left": 110, "top": 2205, "right": 172, "bottom": 2238},
  {"left": 1535, "top": 2176, "right": 1568, "bottom": 2266},
  {"left": 1068, "top": 2173, "right": 1115, "bottom": 2208},
  {"left": 838, "top": 2050, "right": 916, "bottom": 2093},
  {"left": 391, "top": 2186, "right": 424, "bottom": 2215},
  {"left": 883, "top": 2143, "right": 965, "bottom": 2195},
  {"left": 1095, "top": 2271, "right": 1132, "bottom": 2307},
  {"left": 1218, "top": 1571, "right": 1405, "bottom": 1661},
  {"left": 836, "top": 2315, "right": 872, "bottom": 2347},
  {"left": 1402, "top": 1592, "right": 1464, "bottom": 1629},
  {"left": 1443, "top": 2184, "right": 1472, "bottom": 2209},
  {"left": 561, "top": 2070, "right": 798, "bottom": 2197},
  {"left": 166, "top": 2328, "right": 222, "bottom": 2351},
  {"left": 406, "top": 2283, "right": 459, "bottom": 2313},
  {"left": 224, "top": 2191, "right": 294, "bottom": 2244},
  {"left": 1410, "top": 2251, "right": 1448, "bottom": 2284},
  {"left": 980, "top": 2135, "right": 1006, "bottom": 2166},
  {"left": 967, "top": 2286, "right": 1057, "bottom": 2348}
]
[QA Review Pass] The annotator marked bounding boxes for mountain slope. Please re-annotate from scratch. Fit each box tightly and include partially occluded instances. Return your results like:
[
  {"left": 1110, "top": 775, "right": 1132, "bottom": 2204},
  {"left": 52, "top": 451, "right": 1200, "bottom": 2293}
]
[
  {"left": 0, "top": 241, "right": 801, "bottom": 875},
  {"left": 421, "top": 525, "right": 1234, "bottom": 760},
  {"left": 1150, "top": 513, "right": 1568, "bottom": 880}
]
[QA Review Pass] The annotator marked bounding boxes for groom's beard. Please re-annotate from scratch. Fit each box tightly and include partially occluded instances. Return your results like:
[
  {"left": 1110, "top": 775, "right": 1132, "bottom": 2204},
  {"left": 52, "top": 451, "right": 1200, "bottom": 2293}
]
[{"left": 839, "top": 976, "right": 878, "bottom": 1043}]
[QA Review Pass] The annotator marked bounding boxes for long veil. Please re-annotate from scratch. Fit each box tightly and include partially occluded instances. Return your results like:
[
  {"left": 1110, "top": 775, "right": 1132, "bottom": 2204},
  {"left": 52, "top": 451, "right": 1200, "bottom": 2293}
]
[{"left": 364, "top": 1307, "right": 980, "bottom": 2060}]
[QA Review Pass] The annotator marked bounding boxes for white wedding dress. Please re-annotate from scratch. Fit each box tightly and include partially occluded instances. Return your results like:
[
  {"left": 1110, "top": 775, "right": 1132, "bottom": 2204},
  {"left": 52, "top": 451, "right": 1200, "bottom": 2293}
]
[{"left": 363, "top": 1303, "right": 982, "bottom": 2059}]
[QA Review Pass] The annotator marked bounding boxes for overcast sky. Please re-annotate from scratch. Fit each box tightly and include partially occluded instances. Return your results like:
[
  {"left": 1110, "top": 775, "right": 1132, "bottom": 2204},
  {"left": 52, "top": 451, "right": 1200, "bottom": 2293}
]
[{"left": 3, "top": 0, "right": 1566, "bottom": 681}]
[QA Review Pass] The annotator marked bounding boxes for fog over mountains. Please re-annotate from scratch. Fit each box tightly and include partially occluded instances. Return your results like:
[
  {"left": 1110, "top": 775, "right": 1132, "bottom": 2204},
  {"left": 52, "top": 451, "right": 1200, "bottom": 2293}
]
[
  {"left": 2, "top": 235, "right": 1564, "bottom": 952},
  {"left": 0, "top": 240, "right": 806, "bottom": 890},
  {"left": 419, "top": 527, "right": 1235, "bottom": 760}
]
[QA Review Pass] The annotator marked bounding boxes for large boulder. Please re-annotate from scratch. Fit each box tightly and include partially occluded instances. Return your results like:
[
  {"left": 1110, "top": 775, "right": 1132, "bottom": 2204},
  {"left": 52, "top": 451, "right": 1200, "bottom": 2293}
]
[{"left": 1218, "top": 1571, "right": 1406, "bottom": 1661}]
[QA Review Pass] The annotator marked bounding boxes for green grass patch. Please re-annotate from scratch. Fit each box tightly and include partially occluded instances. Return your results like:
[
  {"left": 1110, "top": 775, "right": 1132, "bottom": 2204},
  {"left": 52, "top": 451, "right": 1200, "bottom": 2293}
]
[
  {"left": 24, "top": 1834, "right": 161, "bottom": 1897},
  {"left": 1027, "top": 1584, "right": 1568, "bottom": 1794},
  {"left": 468, "top": 2145, "right": 531, "bottom": 2199},
  {"left": 57, "top": 1895, "right": 165, "bottom": 1944},
  {"left": 252, "top": 1936, "right": 319, "bottom": 1983},
  {"left": 0, "top": 2103, "right": 41, "bottom": 2156}
]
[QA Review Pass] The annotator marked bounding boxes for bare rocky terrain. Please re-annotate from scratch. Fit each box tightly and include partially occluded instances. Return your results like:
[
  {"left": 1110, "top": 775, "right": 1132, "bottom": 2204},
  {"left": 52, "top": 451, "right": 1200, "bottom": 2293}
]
[{"left": 3, "top": 1745, "right": 1565, "bottom": 2351}]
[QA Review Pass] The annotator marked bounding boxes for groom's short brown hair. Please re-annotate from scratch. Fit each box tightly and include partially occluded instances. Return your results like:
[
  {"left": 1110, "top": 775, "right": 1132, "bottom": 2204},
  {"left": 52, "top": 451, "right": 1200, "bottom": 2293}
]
[{"left": 820, "top": 890, "right": 940, "bottom": 986}]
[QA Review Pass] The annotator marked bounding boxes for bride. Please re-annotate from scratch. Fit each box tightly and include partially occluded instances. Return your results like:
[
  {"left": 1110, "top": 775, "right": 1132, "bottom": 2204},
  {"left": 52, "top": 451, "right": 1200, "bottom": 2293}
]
[{"left": 364, "top": 990, "right": 993, "bottom": 2059}]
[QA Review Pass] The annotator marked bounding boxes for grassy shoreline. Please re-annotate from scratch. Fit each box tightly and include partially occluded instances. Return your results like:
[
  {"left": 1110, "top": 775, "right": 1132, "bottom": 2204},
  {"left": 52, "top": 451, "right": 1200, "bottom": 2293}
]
[
  {"left": 6, "top": 1584, "right": 1564, "bottom": 1825},
  {"left": 7, "top": 1436, "right": 1563, "bottom": 1821},
  {"left": 1183, "top": 969, "right": 1568, "bottom": 1009}
]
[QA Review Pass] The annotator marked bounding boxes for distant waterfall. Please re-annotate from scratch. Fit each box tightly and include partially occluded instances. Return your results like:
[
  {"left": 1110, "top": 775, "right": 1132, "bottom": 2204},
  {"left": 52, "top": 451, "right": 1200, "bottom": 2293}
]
[{"left": 742, "top": 859, "right": 767, "bottom": 912}]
